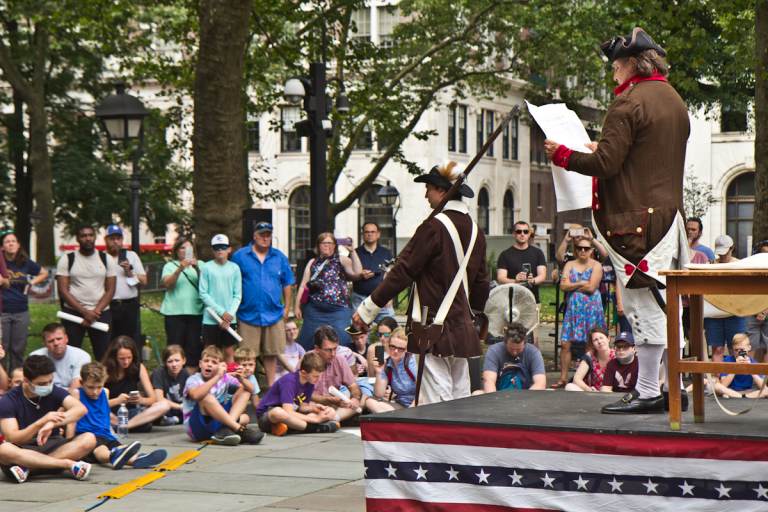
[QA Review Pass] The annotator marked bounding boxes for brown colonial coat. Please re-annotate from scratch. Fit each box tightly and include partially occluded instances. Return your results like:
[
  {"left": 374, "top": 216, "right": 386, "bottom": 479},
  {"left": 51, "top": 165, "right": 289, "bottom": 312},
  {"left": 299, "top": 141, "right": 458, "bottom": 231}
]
[
  {"left": 567, "top": 79, "right": 689, "bottom": 288},
  {"left": 369, "top": 201, "right": 490, "bottom": 358}
]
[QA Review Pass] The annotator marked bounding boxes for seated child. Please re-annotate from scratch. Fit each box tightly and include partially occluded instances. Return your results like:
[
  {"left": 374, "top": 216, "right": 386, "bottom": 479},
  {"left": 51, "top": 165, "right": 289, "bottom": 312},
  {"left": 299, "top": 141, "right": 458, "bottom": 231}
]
[
  {"left": 9, "top": 368, "right": 23, "bottom": 388},
  {"left": 337, "top": 345, "right": 369, "bottom": 377},
  {"left": 75, "top": 362, "right": 167, "bottom": 469},
  {"left": 234, "top": 347, "right": 261, "bottom": 410},
  {"left": 715, "top": 333, "right": 765, "bottom": 398},
  {"left": 276, "top": 319, "right": 305, "bottom": 379},
  {"left": 151, "top": 345, "right": 190, "bottom": 425},
  {"left": 182, "top": 346, "right": 263, "bottom": 445},
  {"left": 255, "top": 351, "right": 339, "bottom": 437},
  {"left": 600, "top": 332, "right": 638, "bottom": 394}
]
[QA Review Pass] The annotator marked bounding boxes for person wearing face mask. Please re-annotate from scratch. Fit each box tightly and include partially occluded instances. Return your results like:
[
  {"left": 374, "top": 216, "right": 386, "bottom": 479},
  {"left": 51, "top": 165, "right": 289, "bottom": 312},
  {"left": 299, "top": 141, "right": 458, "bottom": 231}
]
[
  {"left": 600, "top": 332, "right": 639, "bottom": 394},
  {"left": 0, "top": 355, "right": 95, "bottom": 482}
]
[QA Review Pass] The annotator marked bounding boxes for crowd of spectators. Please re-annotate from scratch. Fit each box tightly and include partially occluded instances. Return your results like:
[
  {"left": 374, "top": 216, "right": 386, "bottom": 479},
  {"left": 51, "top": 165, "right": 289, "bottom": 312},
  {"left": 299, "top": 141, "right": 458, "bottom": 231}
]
[{"left": 0, "top": 214, "right": 764, "bottom": 485}]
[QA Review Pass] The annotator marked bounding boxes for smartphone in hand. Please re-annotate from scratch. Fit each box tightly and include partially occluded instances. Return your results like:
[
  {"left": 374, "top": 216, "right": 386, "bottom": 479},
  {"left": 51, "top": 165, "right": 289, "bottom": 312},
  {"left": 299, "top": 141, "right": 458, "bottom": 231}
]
[
  {"left": 375, "top": 344, "right": 385, "bottom": 365},
  {"left": 184, "top": 245, "right": 194, "bottom": 261}
]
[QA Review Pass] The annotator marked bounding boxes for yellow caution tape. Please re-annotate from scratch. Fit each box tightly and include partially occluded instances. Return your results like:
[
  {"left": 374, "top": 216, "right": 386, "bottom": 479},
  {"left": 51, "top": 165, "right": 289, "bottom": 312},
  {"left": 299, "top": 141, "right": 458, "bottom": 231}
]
[
  {"left": 98, "top": 471, "right": 166, "bottom": 499},
  {"left": 154, "top": 450, "right": 200, "bottom": 472}
]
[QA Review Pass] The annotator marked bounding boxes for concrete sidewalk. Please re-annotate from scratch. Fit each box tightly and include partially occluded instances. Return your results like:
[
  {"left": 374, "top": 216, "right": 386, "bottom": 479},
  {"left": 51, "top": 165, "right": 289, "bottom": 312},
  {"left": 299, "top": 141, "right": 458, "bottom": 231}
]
[
  {"left": 1, "top": 324, "right": 566, "bottom": 511},
  {"left": 0, "top": 427, "right": 366, "bottom": 512}
]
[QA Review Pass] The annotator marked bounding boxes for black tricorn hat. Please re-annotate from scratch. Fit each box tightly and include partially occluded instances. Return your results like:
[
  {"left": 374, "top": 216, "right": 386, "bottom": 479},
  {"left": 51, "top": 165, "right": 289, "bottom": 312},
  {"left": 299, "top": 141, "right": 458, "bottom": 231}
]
[
  {"left": 601, "top": 27, "right": 666, "bottom": 62},
  {"left": 414, "top": 162, "right": 474, "bottom": 198}
]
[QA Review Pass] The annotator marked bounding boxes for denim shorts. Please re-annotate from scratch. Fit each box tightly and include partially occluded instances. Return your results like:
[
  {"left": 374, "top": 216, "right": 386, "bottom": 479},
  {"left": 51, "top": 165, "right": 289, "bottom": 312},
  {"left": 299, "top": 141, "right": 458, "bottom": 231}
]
[
  {"left": 704, "top": 316, "right": 747, "bottom": 348},
  {"left": 185, "top": 401, "right": 232, "bottom": 441}
]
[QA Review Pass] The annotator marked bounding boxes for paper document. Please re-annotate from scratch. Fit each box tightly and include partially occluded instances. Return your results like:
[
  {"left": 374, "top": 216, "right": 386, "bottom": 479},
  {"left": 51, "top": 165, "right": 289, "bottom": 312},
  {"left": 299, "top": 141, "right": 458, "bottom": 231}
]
[{"left": 525, "top": 101, "right": 593, "bottom": 212}]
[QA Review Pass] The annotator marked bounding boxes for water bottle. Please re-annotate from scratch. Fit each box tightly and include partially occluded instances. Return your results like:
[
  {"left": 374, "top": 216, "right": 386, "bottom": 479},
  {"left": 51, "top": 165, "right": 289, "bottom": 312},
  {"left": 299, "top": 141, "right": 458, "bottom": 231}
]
[
  {"left": 117, "top": 404, "right": 129, "bottom": 440},
  {"left": 141, "top": 337, "right": 152, "bottom": 363}
]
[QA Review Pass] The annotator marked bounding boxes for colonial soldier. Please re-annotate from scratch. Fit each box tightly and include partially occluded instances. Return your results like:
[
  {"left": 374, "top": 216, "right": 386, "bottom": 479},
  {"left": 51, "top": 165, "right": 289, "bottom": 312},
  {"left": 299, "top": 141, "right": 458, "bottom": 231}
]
[
  {"left": 352, "top": 162, "right": 490, "bottom": 404},
  {"left": 545, "top": 27, "right": 690, "bottom": 413}
]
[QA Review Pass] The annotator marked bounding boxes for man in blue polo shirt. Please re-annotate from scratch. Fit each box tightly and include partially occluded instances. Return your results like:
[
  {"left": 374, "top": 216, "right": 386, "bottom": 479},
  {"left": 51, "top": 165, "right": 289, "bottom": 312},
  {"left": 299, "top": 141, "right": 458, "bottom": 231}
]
[
  {"left": 351, "top": 222, "right": 394, "bottom": 322},
  {"left": 232, "top": 222, "right": 294, "bottom": 387}
]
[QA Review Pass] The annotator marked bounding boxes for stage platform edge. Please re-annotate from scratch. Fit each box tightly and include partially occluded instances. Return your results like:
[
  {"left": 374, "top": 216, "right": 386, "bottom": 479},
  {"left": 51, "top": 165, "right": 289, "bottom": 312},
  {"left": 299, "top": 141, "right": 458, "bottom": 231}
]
[{"left": 360, "top": 391, "right": 768, "bottom": 511}]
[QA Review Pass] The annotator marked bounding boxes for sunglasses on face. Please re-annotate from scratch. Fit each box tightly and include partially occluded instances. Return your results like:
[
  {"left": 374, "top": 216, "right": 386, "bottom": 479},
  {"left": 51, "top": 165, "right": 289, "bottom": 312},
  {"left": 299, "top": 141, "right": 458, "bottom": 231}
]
[
  {"left": 575, "top": 246, "right": 592, "bottom": 252},
  {"left": 515, "top": 229, "right": 530, "bottom": 235},
  {"left": 377, "top": 332, "right": 391, "bottom": 338}
]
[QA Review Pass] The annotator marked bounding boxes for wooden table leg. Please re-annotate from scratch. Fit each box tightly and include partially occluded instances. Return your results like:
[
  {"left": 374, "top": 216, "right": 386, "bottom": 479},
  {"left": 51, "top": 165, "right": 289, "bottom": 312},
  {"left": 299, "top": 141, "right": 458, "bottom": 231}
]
[
  {"left": 689, "top": 294, "right": 705, "bottom": 423},
  {"left": 665, "top": 279, "right": 681, "bottom": 430}
]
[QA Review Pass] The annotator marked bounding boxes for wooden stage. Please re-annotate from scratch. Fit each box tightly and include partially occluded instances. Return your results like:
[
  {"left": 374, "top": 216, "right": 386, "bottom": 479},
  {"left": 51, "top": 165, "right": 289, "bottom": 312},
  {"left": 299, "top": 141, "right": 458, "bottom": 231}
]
[{"left": 360, "top": 391, "right": 768, "bottom": 511}]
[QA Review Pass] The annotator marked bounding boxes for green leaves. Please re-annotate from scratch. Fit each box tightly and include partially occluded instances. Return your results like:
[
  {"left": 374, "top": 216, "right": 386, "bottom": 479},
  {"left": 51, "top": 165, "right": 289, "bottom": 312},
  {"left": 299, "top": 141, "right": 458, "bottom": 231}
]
[{"left": 51, "top": 110, "right": 191, "bottom": 236}]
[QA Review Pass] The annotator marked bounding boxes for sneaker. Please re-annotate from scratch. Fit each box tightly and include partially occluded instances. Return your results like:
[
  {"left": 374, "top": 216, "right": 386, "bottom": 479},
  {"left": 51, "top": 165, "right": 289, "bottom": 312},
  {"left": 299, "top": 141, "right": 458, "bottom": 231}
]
[
  {"left": 8, "top": 465, "right": 29, "bottom": 483},
  {"left": 240, "top": 426, "right": 265, "bottom": 445},
  {"left": 159, "top": 415, "right": 180, "bottom": 426},
  {"left": 70, "top": 461, "right": 92, "bottom": 481},
  {"left": 270, "top": 422, "right": 288, "bottom": 437},
  {"left": 210, "top": 427, "right": 241, "bottom": 446},
  {"left": 132, "top": 449, "right": 168, "bottom": 469},
  {"left": 109, "top": 441, "right": 142, "bottom": 470},
  {"left": 316, "top": 421, "right": 340, "bottom": 434}
]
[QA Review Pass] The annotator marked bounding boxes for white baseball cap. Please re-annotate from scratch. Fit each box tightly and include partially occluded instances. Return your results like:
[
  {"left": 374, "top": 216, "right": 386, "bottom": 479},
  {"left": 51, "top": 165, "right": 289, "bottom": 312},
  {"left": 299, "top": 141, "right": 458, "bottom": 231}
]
[
  {"left": 211, "top": 234, "right": 230, "bottom": 247},
  {"left": 714, "top": 234, "right": 734, "bottom": 256}
]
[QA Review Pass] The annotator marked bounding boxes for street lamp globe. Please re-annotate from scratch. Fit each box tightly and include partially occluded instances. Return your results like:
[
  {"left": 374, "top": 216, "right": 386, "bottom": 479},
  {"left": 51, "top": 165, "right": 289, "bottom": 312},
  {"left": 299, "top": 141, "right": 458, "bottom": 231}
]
[
  {"left": 377, "top": 181, "right": 400, "bottom": 206},
  {"left": 94, "top": 83, "right": 149, "bottom": 141},
  {"left": 283, "top": 78, "right": 306, "bottom": 104}
]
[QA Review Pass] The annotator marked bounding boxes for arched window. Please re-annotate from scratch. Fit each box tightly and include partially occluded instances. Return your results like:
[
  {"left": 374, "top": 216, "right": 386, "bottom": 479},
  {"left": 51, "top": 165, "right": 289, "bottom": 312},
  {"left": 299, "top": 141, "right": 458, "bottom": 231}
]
[
  {"left": 503, "top": 189, "right": 514, "bottom": 234},
  {"left": 288, "top": 186, "right": 311, "bottom": 266},
  {"left": 726, "top": 172, "right": 755, "bottom": 258},
  {"left": 358, "top": 185, "right": 395, "bottom": 252},
  {"left": 477, "top": 188, "right": 490, "bottom": 235}
]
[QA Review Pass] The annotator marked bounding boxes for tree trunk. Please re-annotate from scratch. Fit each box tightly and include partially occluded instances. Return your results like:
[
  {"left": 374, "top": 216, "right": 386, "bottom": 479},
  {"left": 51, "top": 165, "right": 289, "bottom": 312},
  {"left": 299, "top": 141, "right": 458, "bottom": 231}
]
[
  {"left": 9, "top": 90, "right": 31, "bottom": 251},
  {"left": 192, "top": 0, "right": 251, "bottom": 259},
  {"left": 755, "top": 1, "right": 768, "bottom": 244},
  {"left": 28, "top": 92, "right": 54, "bottom": 265}
]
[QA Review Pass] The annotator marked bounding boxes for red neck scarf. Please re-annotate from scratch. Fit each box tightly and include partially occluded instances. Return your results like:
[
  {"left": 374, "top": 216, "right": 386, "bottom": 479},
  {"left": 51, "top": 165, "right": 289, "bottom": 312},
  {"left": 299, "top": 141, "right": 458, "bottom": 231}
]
[{"left": 613, "top": 71, "right": 667, "bottom": 96}]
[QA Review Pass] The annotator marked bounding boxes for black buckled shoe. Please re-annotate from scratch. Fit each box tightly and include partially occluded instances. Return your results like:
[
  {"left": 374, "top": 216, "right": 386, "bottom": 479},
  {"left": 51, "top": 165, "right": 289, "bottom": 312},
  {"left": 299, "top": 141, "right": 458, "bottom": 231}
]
[
  {"left": 662, "top": 389, "right": 689, "bottom": 412},
  {"left": 601, "top": 390, "right": 665, "bottom": 414}
]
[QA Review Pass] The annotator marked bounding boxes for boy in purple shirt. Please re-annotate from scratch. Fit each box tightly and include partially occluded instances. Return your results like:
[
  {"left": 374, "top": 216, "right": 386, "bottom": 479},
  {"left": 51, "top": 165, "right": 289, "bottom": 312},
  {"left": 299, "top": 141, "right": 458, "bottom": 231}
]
[
  {"left": 182, "top": 346, "right": 263, "bottom": 445},
  {"left": 256, "top": 352, "right": 338, "bottom": 436}
]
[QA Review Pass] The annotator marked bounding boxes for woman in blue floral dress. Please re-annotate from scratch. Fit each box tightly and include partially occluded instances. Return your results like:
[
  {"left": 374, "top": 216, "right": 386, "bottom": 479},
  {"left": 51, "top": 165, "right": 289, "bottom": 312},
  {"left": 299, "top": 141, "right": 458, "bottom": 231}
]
[
  {"left": 553, "top": 240, "right": 605, "bottom": 388},
  {"left": 295, "top": 232, "right": 363, "bottom": 350}
]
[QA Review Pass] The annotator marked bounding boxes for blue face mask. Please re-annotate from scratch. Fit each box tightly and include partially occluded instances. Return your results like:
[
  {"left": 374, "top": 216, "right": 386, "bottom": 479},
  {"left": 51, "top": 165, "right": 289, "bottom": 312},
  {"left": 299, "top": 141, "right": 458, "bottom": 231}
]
[{"left": 33, "top": 383, "right": 54, "bottom": 397}]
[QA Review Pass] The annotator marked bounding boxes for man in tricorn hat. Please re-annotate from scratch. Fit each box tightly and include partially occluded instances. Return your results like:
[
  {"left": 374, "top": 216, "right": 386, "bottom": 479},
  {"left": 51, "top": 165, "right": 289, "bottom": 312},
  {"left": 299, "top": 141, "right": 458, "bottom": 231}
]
[
  {"left": 544, "top": 27, "right": 690, "bottom": 413},
  {"left": 352, "top": 162, "right": 489, "bottom": 404}
]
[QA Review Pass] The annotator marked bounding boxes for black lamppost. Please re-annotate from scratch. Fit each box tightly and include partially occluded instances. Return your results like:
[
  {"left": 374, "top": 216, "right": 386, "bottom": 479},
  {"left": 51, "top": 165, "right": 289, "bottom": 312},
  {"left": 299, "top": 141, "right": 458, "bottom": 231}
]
[
  {"left": 377, "top": 181, "right": 400, "bottom": 256},
  {"left": 283, "top": 68, "right": 349, "bottom": 242},
  {"left": 94, "top": 84, "right": 149, "bottom": 253}
]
